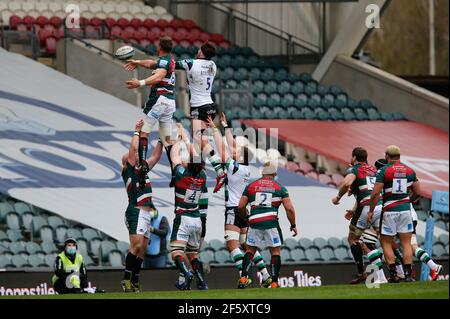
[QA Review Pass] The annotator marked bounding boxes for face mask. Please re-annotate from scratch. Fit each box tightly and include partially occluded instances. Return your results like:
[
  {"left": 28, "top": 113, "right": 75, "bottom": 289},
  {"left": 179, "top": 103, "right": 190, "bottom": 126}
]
[{"left": 66, "top": 246, "right": 77, "bottom": 255}]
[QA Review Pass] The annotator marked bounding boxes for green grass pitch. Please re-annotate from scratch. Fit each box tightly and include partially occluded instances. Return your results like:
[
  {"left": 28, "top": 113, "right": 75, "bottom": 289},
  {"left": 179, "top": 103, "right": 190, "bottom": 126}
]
[{"left": 2, "top": 280, "right": 448, "bottom": 299}]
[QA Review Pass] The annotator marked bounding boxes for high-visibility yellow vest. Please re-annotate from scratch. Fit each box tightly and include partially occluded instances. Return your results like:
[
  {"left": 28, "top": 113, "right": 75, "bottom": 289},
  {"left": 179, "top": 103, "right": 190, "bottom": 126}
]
[{"left": 51, "top": 252, "right": 83, "bottom": 285}]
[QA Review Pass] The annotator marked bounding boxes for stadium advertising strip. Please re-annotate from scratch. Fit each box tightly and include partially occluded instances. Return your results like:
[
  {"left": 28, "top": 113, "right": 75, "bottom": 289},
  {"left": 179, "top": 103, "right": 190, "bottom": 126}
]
[{"left": 0, "top": 261, "right": 448, "bottom": 296}]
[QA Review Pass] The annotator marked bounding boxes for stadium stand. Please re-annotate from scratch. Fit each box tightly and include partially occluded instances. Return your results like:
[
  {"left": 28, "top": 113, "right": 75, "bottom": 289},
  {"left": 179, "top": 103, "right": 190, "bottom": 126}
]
[{"left": 1, "top": 193, "right": 447, "bottom": 269}]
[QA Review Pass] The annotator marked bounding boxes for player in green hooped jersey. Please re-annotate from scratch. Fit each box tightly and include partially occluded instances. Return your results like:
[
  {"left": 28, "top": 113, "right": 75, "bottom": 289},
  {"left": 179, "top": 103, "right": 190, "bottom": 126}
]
[
  {"left": 124, "top": 36, "right": 176, "bottom": 188},
  {"left": 168, "top": 123, "right": 209, "bottom": 290},
  {"left": 120, "top": 119, "right": 163, "bottom": 292},
  {"left": 368, "top": 145, "right": 421, "bottom": 283},
  {"left": 237, "top": 161, "right": 298, "bottom": 289}
]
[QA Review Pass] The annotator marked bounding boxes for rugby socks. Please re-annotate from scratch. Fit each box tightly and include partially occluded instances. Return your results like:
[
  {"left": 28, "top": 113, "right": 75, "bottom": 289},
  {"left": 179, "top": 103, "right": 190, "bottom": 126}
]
[
  {"left": 388, "top": 264, "right": 397, "bottom": 278},
  {"left": 367, "top": 249, "right": 387, "bottom": 282},
  {"left": 415, "top": 247, "right": 438, "bottom": 270},
  {"left": 123, "top": 252, "right": 136, "bottom": 281},
  {"left": 403, "top": 264, "right": 412, "bottom": 278},
  {"left": 139, "top": 137, "right": 148, "bottom": 165},
  {"left": 174, "top": 255, "right": 190, "bottom": 276},
  {"left": 131, "top": 256, "right": 143, "bottom": 285},
  {"left": 191, "top": 258, "right": 206, "bottom": 284},
  {"left": 241, "top": 252, "right": 254, "bottom": 278},
  {"left": 271, "top": 255, "right": 281, "bottom": 283},
  {"left": 231, "top": 248, "right": 244, "bottom": 271},
  {"left": 253, "top": 251, "right": 270, "bottom": 281},
  {"left": 350, "top": 243, "right": 364, "bottom": 275}
]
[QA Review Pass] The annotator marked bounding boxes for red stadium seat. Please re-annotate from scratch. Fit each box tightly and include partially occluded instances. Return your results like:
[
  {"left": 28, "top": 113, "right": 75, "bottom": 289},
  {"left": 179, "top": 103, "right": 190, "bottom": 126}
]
[
  {"left": 169, "top": 19, "right": 183, "bottom": 29},
  {"left": 298, "top": 161, "right": 314, "bottom": 174},
  {"left": 192, "top": 40, "right": 203, "bottom": 48},
  {"left": 163, "top": 27, "right": 175, "bottom": 38},
  {"left": 117, "top": 18, "right": 130, "bottom": 28},
  {"left": 139, "top": 39, "right": 151, "bottom": 48},
  {"left": 85, "top": 25, "right": 100, "bottom": 38},
  {"left": 143, "top": 19, "right": 156, "bottom": 29},
  {"left": 9, "top": 16, "right": 23, "bottom": 30},
  {"left": 285, "top": 161, "right": 300, "bottom": 173},
  {"left": 331, "top": 174, "right": 344, "bottom": 187},
  {"left": 318, "top": 174, "right": 333, "bottom": 185},
  {"left": 105, "top": 18, "right": 117, "bottom": 29},
  {"left": 49, "top": 16, "right": 63, "bottom": 28},
  {"left": 172, "top": 30, "right": 186, "bottom": 42},
  {"left": 176, "top": 27, "right": 188, "bottom": 34},
  {"left": 134, "top": 30, "right": 146, "bottom": 42},
  {"left": 150, "top": 27, "right": 161, "bottom": 37},
  {"left": 219, "top": 41, "right": 230, "bottom": 49},
  {"left": 46, "top": 37, "right": 57, "bottom": 55},
  {"left": 199, "top": 32, "right": 210, "bottom": 42},
  {"left": 90, "top": 17, "right": 103, "bottom": 27},
  {"left": 190, "top": 27, "right": 202, "bottom": 36},
  {"left": 130, "top": 18, "right": 143, "bottom": 29},
  {"left": 53, "top": 26, "right": 65, "bottom": 39},
  {"left": 183, "top": 19, "right": 197, "bottom": 30},
  {"left": 147, "top": 31, "right": 159, "bottom": 42},
  {"left": 137, "top": 26, "right": 148, "bottom": 34},
  {"left": 36, "top": 16, "right": 49, "bottom": 28},
  {"left": 121, "top": 30, "right": 134, "bottom": 41},
  {"left": 186, "top": 32, "right": 199, "bottom": 44},
  {"left": 156, "top": 19, "right": 169, "bottom": 29},
  {"left": 179, "top": 40, "right": 191, "bottom": 48},
  {"left": 210, "top": 33, "right": 225, "bottom": 44},
  {"left": 23, "top": 16, "right": 35, "bottom": 28},
  {"left": 110, "top": 26, "right": 123, "bottom": 39},
  {"left": 17, "top": 24, "right": 28, "bottom": 32},
  {"left": 124, "top": 26, "right": 136, "bottom": 34},
  {"left": 306, "top": 171, "right": 319, "bottom": 180}
]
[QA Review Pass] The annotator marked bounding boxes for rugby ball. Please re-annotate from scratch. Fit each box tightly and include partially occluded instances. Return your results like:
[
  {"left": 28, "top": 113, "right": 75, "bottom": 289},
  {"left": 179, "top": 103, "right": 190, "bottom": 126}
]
[{"left": 115, "top": 45, "right": 135, "bottom": 60}]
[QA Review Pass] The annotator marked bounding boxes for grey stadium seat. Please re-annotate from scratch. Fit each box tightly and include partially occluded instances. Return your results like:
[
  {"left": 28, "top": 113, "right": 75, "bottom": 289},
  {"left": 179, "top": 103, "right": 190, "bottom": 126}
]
[
  {"left": 28, "top": 254, "right": 45, "bottom": 267},
  {"left": 14, "top": 202, "right": 32, "bottom": 215},
  {"left": 334, "top": 247, "right": 351, "bottom": 261},
  {"left": 116, "top": 241, "right": 129, "bottom": 255},
  {"left": 261, "top": 249, "right": 271, "bottom": 262},
  {"left": 44, "top": 254, "right": 57, "bottom": 267},
  {"left": 76, "top": 238, "right": 89, "bottom": 257},
  {"left": 0, "top": 203, "right": 15, "bottom": 222},
  {"left": 89, "top": 238, "right": 102, "bottom": 256},
  {"left": 7, "top": 229, "right": 24, "bottom": 242},
  {"left": 214, "top": 251, "right": 231, "bottom": 264},
  {"left": 313, "top": 237, "right": 329, "bottom": 249},
  {"left": 199, "top": 250, "right": 215, "bottom": 263},
  {"left": 328, "top": 237, "right": 342, "bottom": 249},
  {"left": 281, "top": 248, "right": 293, "bottom": 262},
  {"left": 284, "top": 238, "right": 298, "bottom": 250},
  {"left": 25, "top": 242, "right": 42, "bottom": 255},
  {"left": 320, "top": 247, "right": 337, "bottom": 261},
  {"left": 41, "top": 242, "right": 58, "bottom": 254},
  {"left": 66, "top": 228, "right": 83, "bottom": 240},
  {"left": 9, "top": 242, "right": 26, "bottom": 254},
  {"left": 108, "top": 250, "right": 124, "bottom": 267},
  {"left": 305, "top": 248, "right": 323, "bottom": 261},
  {"left": 0, "top": 255, "right": 12, "bottom": 268},
  {"left": 39, "top": 226, "right": 54, "bottom": 242},
  {"left": 209, "top": 239, "right": 225, "bottom": 252},
  {"left": 1, "top": 239, "right": 12, "bottom": 248},
  {"left": 21, "top": 212, "right": 35, "bottom": 231},
  {"left": 6, "top": 212, "right": 21, "bottom": 230},
  {"left": 48, "top": 216, "right": 65, "bottom": 229},
  {"left": 290, "top": 248, "right": 306, "bottom": 261},
  {"left": 298, "top": 238, "right": 313, "bottom": 250},
  {"left": 55, "top": 225, "right": 68, "bottom": 243},
  {"left": 100, "top": 240, "right": 117, "bottom": 262},
  {"left": 439, "top": 234, "right": 449, "bottom": 246},
  {"left": 0, "top": 230, "right": 7, "bottom": 240},
  {"left": 432, "top": 244, "right": 446, "bottom": 257},
  {"left": 84, "top": 255, "right": 96, "bottom": 267},
  {"left": 32, "top": 216, "right": 48, "bottom": 236},
  {"left": 11, "top": 255, "right": 29, "bottom": 268},
  {"left": 82, "top": 228, "right": 101, "bottom": 241}
]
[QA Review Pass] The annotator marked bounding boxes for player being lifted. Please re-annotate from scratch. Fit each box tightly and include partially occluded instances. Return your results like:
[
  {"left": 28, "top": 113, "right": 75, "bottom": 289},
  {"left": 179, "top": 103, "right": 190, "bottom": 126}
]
[
  {"left": 332, "top": 147, "right": 384, "bottom": 284},
  {"left": 238, "top": 161, "right": 298, "bottom": 289},
  {"left": 121, "top": 119, "right": 163, "bottom": 292},
  {"left": 124, "top": 36, "right": 176, "bottom": 188},
  {"left": 169, "top": 124, "right": 209, "bottom": 290},
  {"left": 175, "top": 42, "right": 226, "bottom": 193}
]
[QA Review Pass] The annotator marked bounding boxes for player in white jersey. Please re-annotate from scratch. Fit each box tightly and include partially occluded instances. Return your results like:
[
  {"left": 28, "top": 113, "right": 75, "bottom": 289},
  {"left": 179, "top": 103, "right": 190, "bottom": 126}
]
[
  {"left": 206, "top": 114, "right": 272, "bottom": 288},
  {"left": 176, "top": 42, "right": 226, "bottom": 193}
]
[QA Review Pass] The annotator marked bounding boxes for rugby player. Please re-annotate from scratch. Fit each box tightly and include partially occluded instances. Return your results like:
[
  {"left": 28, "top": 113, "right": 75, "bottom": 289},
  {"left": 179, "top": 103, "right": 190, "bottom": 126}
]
[
  {"left": 124, "top": 37, "right": 176, "bottom": 188},
  {"left": 332, "top": 147, "right": 383, "bottom": 284},
  {"left": 374, "top": 159, "right": 443, "bottom": 281},
  {"left": 206, "top": 114, "right": 272, "bottom": 288},
  {"left": 121, "top": 119, "right": 163, "bottom": 292},
  {"left": 175, "top": 42, "right": 226, "bottom": 193},
  {"left": 368, "top": 145, "right": 419, "bottom": 282},
  {"left": 237, "top": 161, "right": 298, "bottom": 289},
  {"left": 169, "top": 124, "right": 208, "bottom": 290}
]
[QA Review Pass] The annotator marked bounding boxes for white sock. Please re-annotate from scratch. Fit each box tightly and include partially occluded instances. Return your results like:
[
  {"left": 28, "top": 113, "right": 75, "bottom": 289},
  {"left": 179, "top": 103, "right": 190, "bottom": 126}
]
[
  {"left": 253, "top": 251, "right": 270, "bottom": 281},
  {"left": 377, "top": 269, "right": 387, "bottom": 282},
  {"left": 230, "top": 248, "right": 244, "bottom": 272},
  {"left": 396, "top": 264, "right": 405, "bottom": 277},
  {"left": 427, "top": 259, "right": 438, "bottom": 270}
]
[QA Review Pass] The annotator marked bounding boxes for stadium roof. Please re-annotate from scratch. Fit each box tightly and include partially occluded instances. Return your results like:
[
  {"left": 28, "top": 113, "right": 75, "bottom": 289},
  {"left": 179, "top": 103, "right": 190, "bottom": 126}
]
[{"left": 243, "top": 120, "right": 449, "bottom": 199}]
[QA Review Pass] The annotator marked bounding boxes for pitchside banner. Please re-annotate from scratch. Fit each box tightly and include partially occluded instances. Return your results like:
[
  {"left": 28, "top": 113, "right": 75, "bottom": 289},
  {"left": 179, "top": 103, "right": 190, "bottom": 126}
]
[{"left": 0, "top": 261, "right": 448, "bottom": 296}]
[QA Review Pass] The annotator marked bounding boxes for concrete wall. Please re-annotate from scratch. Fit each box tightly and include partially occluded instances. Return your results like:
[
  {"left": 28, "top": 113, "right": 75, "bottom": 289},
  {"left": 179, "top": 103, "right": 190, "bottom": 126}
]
[{"left": 322, "top": 55, "right": 449, "bottom": 132}]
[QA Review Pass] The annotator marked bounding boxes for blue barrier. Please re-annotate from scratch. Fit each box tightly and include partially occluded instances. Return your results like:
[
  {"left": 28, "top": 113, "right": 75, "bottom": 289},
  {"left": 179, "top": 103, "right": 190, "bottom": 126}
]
[{"left": 421, "top": 190, "right": 449, "bottom": 281}]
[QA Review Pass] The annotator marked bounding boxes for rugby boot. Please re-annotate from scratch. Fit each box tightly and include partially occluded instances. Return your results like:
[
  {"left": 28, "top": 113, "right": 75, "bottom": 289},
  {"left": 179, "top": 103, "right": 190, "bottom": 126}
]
[
  {"left": 261, "top": 276, "right": 273, "bottom": 288},
  {"left": 430, "top": 264, "right": 443, "bottom": 281},
  {"left": 349, "top": 273, "right": 367, "bottom": 285},
  {"left": 270, "top": 282, "right": 280, "bottom": 288},
  {"left": 237, "top": 276, "right": 249, "bottom": 289},
  {"left": 121, "top": 280, "right": 134, "bottom": 292}
]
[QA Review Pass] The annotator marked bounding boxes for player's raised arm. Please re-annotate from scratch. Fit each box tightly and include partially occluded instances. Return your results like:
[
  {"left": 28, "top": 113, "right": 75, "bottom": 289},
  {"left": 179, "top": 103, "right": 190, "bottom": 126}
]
[
  {"left": 124, "top": 59, "right": 158, "bottom": 71},
  {"left": 206, "top": 116, "right": 228, "bottom": 163},
  {"left": 221, "top": 112, "right": 236, "bottom": 158},
  {"left": 126, "top": 68, "right": 168, "bottom": 89},
  {"left": 124, "top": 119, "right": 144, "bottom": 167},
  {"left": 147, "top": 139, "right": 164, "bottom": 171},
  {"left": 332, "top": 171, "right": 356, "bottom": 205}
]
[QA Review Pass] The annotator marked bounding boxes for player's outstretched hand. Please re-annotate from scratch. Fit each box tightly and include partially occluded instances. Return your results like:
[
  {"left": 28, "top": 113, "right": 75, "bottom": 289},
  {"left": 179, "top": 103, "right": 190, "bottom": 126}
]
[
  {"left": 331, "top": 196, "right": 340, "bottom": 205},
  {"left": 124, "top": 60, "right": 139, "bottom": 71},
  {"left": 344, "top": 209, "right": 354, "bottom": 221},
  {"left": 220, "top": 112, "right": 227, "bottom": 127},
  {"left": 206, "top": 116, "right": 216, "bottom": 128},
  {"left": 135, "top": 119, "right": 144, "bottom": 132},
  {"left": 126, "top": 78, "right": 140, "bottom": 89}
]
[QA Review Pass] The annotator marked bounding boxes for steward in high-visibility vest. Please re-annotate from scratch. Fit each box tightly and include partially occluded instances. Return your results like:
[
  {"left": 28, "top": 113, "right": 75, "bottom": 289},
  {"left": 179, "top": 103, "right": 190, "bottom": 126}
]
[{"left": 52, "top": 238, "right": 88, "bottom": 294}]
